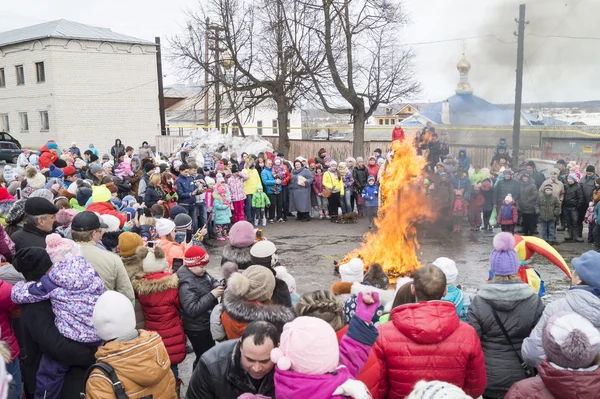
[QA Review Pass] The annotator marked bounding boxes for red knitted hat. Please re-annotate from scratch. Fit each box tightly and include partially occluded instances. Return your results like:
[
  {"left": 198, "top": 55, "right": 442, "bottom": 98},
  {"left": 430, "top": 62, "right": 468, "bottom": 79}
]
[
  {"left": 63, "top": 166, "right": 77, "bottom": 177},
  {"left": 184, "top": 246, "right": 210, "bottom": 267}
]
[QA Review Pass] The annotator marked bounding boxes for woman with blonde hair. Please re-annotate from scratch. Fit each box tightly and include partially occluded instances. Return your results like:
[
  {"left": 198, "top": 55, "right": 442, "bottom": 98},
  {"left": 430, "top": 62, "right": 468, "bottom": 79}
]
[{"left": 144, "top": 173, "right": 166, "bottom": 207}]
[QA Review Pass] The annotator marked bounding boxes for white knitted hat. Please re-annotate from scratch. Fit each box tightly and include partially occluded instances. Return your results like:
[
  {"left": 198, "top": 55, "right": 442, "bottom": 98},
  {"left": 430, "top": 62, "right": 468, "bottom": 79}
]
[
  {"left": 432, "top": 257, "right": 458, "bottom": 285},
  {"left": 93, "top": 291, "right": 136, "bottom": 341}
]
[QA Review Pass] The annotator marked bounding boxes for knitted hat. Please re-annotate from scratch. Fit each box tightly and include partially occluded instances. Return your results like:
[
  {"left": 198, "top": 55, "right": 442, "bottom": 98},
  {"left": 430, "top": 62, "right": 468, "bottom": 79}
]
[
  {"left": 407, "top": 380, "right": 470, "bottom": 399},
  {"left": 433, "top": 257, "right": 458, "bottom": 285},
  {"left": 55, "top": 209, "right": 79, "bottom": 227},
  {"left": 14, "top": 247, "right": 53, "bottom": 282},
  {"left": 544, "top": 184, "right": 553, "bottom": 190},
  {"left": 329, "top": 160, "right": 337, "bottom": 167},
  {"left": 74, "top": 158, "right": 86, "bottom": 169},
  {"left": 228, "top": 265, "right": 276, "bottom": 302},
  {"left": 324, "top": 156, "right": 332, "bottom": 163},
  {"left": 169, "top": 205, "right": 187, "bottom": 220},
  {"left": 46, "top": 141, "right": 58, "bottom": 150},
  {"left": 139, "top": 245, "right": 168, "bottom": 274},
  {"left": 502, "top": 169, "right": 513, "bottom": 175},
  {"left": 93, "top": 291, "right": 136, "bottom": 341},
  {"left": 250, "top": 240, "right": 278, "bottom": 268},
  {"left": 550, "top": 168, "right": 559, "bottom": 175},
  {"left": 270, "top": 316, "right": 339, "bottom": 375},
  {"left": 174, "top": 213, "right": 192, "bottom": 230},
  {"left": 89, "top": 163, "right": 103, "bottom": 175},
  {"left": 49, "top": 165, "right": 64, "bottom": 179},
  {"left": 100, "top": 214, "right": 121, "bottom": 232},
  {"left": 45, "top": 233, "right": 82, "bottom": 264},
  {"left": 184, "top": 246, "right": 210, "bottom": 267},
  {"left": 568, "top": 173, "right": 578, "bottom": 183},
  {"left": 118, "top": 232, "right": 144, "bottom": 258},
  {"left": 542, "top": 312, "right": 600, "bottom": 369},
  {"left": 156, "top": 218, "right": 176, "bottom": 237},
  {"left": 229, "top": 221, "right": 255, "bottom": 248},
  {"left": 222, "top": 262, "right": 239, "bottom": 279},
  {"left": 205, "top": 177, "right": 215, "bottom": 186},
  {"left": 572, "top": 251, "right": 600, "bottom": 288},
  {"left": 339, "top": 258, "right": 364, "bottom": 283},
  {"left": 586, "top": 165, "right": 595, "bottom": 173},
  {"left": 5, "top": 199, "right": 26, "bottom": 225},
  {"left": 30, "top": 189, "right": 54, "bottom": 203},
  {"left": 2, "top": 165, "right": 15, "bottom": 183},
  {"left": 275, "top": 266, "right": 296, "bottom": 295},
  {"left": 367, "top": 175, "right": 375, "bottom": 182},
  {"left": 25, "top": 167, "right": 46, "bottom": 189},
  {"left": 504, "top": 194, "right": 513, "bottom": 204},
  {"left": 92, "top": 185, "right": 112, "bottom": 203},
  {"left": 77, "top": 188, "right": 93, "bottom": 207},
  {"left": 363, "top": 263, "right": 389, "bottom": 289},
  {"left": 490, "top": 233, "right": 520, "bottom": 276}
]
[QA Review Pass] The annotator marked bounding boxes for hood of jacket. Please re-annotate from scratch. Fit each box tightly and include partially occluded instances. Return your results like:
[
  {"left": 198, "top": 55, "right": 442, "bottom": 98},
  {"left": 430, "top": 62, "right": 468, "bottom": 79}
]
[
  {"left": 274, "top": 365, "right": 353, "bottom": 399},
  {"left": 49, "top": 256, "right": 102, "bottom": 291},
  {"left": 476, "top": 280, "right": 536, "bottom": 312},
  {"left": 458, "top": 148, "right": 467, "bottom": 158},
  {"left": 132, "top": 272, "right": 178, "bottom": 296},
  {"left": 121, "top": 254, "right": 143, "bottom": 281},
  {"left": 391, "top": 301, "right": 460, "bottom": 344},
  {"left": 566, "top": 288, "right": 600, "bottom": 326},
  {"left": 94, "top": 330, "right": 171, "bottom": 388},
  {"left": 222, "top": 290, "right": 295, "bottom": 326},
  {"left": 538, "top": 359, "right": 600, "bottom": 399}
]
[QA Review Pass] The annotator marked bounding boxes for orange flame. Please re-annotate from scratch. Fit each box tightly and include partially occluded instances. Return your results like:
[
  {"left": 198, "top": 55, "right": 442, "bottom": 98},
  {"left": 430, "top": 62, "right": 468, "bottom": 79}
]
[{"left": 344, "top": 140, "right": 437, "bottom": 281}]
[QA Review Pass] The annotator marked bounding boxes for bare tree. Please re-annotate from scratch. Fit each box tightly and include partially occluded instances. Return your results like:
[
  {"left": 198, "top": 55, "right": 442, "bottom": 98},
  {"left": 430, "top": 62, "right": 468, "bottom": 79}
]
[
  {"left": 283, "top": 0, "right": 419, "bottom": 157},
  {"left": 170, "top": 0, "right": 320, "bottom": 156}
]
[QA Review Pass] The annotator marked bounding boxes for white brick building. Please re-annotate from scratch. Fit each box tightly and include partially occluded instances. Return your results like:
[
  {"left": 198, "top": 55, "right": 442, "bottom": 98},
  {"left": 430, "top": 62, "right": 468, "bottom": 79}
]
[{"left": 0, "top": 20, "right": 160, "bottom": 154}]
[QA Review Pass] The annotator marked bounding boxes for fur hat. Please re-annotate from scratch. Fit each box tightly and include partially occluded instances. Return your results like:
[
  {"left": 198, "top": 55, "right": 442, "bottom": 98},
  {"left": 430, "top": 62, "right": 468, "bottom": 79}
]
[
  {"left": 407, "top": 380, "right": 470, "bottom": 399},
  {"left": 45, "top": 233, "right": 81, "bottom": 264},
  {"left": 5, "top": 199, "right": 26, "bottom": 225},
  {"left": 118, "top": 232, "right": 144, "bottom": 258},
  {"left": 572, "top": 250, "right": 600, "bottom": 288},
  {"left": 363, "top": 263, "right": 389, "bottom": 289},
  {"left": 275, "top": 266, "right": 296, "bottom": 295},
  {"left": 542, "top": 312, "right": 600, "bottom": 369},
  {"left": 432, "top": 257, "right": 458, "bottom": 285},
  {"left": 270, "top": 316, "right": 339, "bottom": 375},
  {"left": 156, "top": 218, "right": 176, "bottom": 237},
  {"left": 55, "top": 208, "right": 79, "bottom": 227},
  {"left": 339, "top": 258, "right": 364, "bottom": 283},
  {"left": 229, "top": 221, "right": 255, "bottom": 248},
  {"left": 228, "top": 265, "right": 275, "bottom": 302},
  {"left": 138, "top": 245, "right": 168, "bottom": 274},
  {"left": 100, "top": 214, "right": 121, "bottom": 232},
  {"left": 184, "top": 246, "right": 210, "bottom": 267},
  {"left": 93, "top": 291, "right": 136, "bottom": 341},
  {"left": 490, "top": 233, "right": 520, "bottom": 276},
  {"left": 222, "top": 261, "right": 239, "bottom": 279},
  {"left": 26, "top": 167, "right": 46, "bottom": 189}
]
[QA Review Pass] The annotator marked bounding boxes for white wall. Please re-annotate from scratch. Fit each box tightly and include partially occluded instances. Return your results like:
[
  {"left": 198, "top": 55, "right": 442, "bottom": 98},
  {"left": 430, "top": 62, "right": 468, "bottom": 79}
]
[{"left": 240, "top": 102, "right": 302, "bottom": 140}]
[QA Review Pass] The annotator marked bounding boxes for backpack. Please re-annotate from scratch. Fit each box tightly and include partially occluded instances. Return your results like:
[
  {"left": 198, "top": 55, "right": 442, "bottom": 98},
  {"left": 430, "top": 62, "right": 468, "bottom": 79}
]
[
  {"left": 82, "top": 363, "right": 134, "bottom": 399},
  {"left": 501, "top": 204, "right": 512, "bottom": 220}
]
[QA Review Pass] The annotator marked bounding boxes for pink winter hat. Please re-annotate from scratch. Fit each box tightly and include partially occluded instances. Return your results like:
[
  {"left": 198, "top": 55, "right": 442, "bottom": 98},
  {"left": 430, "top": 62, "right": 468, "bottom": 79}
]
[
  {"left": 229, "top": 221, "right": 255, "bottom": 248},
  {"left": 45, "top": 233, "right": 81, "bottom": 264},
  {"left": 55, "top": 209, "right": 79, "bottom": 227},
  {"left": 270, "top": 316, "right": 340, "bottom": 375}
]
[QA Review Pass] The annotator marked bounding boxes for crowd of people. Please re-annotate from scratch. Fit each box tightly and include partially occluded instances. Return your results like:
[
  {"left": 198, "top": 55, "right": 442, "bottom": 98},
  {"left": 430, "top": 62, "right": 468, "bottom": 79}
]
[{"left": 0, "top": 135, "right": 595, "bottom": 398}]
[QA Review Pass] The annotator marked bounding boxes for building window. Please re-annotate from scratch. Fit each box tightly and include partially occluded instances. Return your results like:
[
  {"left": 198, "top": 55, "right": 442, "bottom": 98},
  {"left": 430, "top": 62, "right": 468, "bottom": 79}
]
[
  {"left": 0, "top": 114, "right": 8, "bottom": 132},
  {"left": 19, "top": 112, "right": 28, "bottom": 132},
  {"left": 390, "top": 118, "right": 396, "bottom": 124},
  {"left": 257, "top": 120, "right": 263, "bottom": 135},
  {"left": 384, "top": 118, "right": 389, "bottom": 125},
  {"left": 378, "top": 119, "right": 384, "bottom": 125},
  {"left": 272, "top": 119, "right": 278, "bottom": 135},
  {"left": 0, "top": 69, "right": 5, "bottom": 88},
  {"left": 16, "top": 65, "right": 24, "bottom": 85},
  {"left": 232, "top": 122, "right": 239, "bottom": 136},
  {"left": 36, "top": 62, "right": 45, "bottom": 83},
  {"left": 40, "top": 111, "right": 49, "bottom": 131}
]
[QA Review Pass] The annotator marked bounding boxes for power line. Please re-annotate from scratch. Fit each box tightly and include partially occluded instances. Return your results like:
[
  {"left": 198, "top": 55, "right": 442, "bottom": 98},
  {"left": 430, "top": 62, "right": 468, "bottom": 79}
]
[
  {"left": 402, "top": 34, "right": 516, "bottom": 46},
  {"left": 529, "top": 33, "right": 600, "bottom": 41}
]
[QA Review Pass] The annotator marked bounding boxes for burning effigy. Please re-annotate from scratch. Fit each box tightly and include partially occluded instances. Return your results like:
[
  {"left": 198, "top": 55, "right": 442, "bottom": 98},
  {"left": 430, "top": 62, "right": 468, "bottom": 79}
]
[{"left": 343, "top": 139, "right": 437, "bottom": 281}]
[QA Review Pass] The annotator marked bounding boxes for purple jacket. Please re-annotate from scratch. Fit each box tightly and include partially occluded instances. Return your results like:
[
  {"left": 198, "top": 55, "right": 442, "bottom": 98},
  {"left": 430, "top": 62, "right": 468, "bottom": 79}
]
[
  {"left": 11, "top": 256, "right": 104, "bottom": 343},
  {"left": 274, "top": 317, "right": 378, "bottom": 399}
]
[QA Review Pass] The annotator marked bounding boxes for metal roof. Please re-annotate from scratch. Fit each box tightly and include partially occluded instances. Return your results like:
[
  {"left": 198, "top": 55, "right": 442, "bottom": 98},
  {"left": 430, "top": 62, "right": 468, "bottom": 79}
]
[
  {"left": 416, "top": 93, "right": 515, "bottom": 126},
  {"left": 0, "top": 19, "right": 154, "bottom": 48}
]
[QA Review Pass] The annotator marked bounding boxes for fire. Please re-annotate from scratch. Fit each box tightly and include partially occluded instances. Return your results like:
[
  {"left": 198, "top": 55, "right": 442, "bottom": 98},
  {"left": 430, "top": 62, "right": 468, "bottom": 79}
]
[{"left": 344, "top": 140, "right": 437, "bottom": 281}]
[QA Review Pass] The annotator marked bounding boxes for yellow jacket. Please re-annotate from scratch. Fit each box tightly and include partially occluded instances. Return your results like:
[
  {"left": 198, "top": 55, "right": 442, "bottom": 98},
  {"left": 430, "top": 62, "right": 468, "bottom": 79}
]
[
  {"left": 243, "top": 168, "right": 262, "bottom": 195},
  {"left": 323, "top": 171, "right": 344, "bottom": 195},
  {"left": 86, "top": 330, "right": 177, "bottom": 399}
]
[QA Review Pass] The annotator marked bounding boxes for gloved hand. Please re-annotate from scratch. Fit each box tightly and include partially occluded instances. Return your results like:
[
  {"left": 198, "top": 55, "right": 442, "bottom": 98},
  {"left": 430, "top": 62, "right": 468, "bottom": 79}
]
[
  {"left": 332, "top": 379, "right": 372, "bottom": 399},
  {"left": 355, "top": 291, "right": 380, "bottom": 323}
]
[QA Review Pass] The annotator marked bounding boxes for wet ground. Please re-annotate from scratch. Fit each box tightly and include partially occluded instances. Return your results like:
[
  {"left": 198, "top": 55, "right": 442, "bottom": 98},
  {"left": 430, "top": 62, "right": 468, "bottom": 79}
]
[{"left": 179, "top": 215, "right": 587, "bottom": 395}]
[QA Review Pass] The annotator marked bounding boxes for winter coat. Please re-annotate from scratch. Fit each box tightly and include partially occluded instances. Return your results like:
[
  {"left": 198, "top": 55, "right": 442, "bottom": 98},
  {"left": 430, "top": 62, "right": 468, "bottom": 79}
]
[
  {"left": 595, "top": 202, "right": 600, "bottom": 224},
  {"left": 79, "top": 242, "right": 135, "bottom": 305},
  {"left": 563, "top": 182, "right": 584, "bottom": 209},
  {"left": 0, "top": 263, "right": 24, "bottom": 285},
  {"left": 496, "top": 204, "right": 517, "bottom": 226},
  {"left": 443, "top": 156, "right": 457, "bottom": 175},
  {"left": 353, "top": 166, "right": 369, "bottom": 193},
  {"left": 221, "top": 290, "right": 295, "bottom": 340},
  {"left": 323, "top": 171, "right": 344, "bottom": 195},
  {"left": 427, "top": 141, "right": 441, "bottom": 166},
  {"left": 451, "top": 197, "right": 468, "bottom": 217},
  {"left": 450, "top": 174, "right": 471, "bottom": 199},
  {"left": 221, "top": 245, "right": 253, "bottom": 270},
  {"left": 467, "top": 281, "right": 545, "bottom": 399},
  {"left": 457, "top": 148, "right": 471, "bottom": 172},
  {"left": 120, "top": 254, "right": 145, "bottom": 329},
  {"left": 539, "top": 179, "right": 564, "bottom": 203},
  {"left": 581, "top": 174, "right": 598, "bottom": 204},
  {"left": 0, "top": 280, "right": 18, "bottom": 361},
  {"left": 175, "top": 174, "right": 196, "bottom": 206},
  {"left": 432, "top": 180, "right": 455, "bottom": 210},
  {"left": 252, "top": 192, "right": 270, "bottom": 208},
  {"left": 260, "top": 167, "right": 277, "bottom": 195},
  {"left": 86, "top": 330, "right": 176, "bottom": 399},
  {"left": 469, "top": 170, "right": 486, "bottom": 185},
  {"left": 213, "top": 196, "right": 232, "bottom": 225},
  {"left": 86, "top": 202, "right": 126, "bottom": 229},
  {"left": 156, "top": 238, "right": 186, "bottom": 269},
  {"left": 243, "top": 168, "right": 261, "bottom": 195},
  {"left": 366, "top": 164, "right": 380, "bottom": 181},
  {"left": 144, "top": 185, "right": 164, "bottom": 207},
  {"left": 392, "top": 126, "right": 405, "bottom": 141},
  {"left": 139, "top": 146, "right": 154, "bottom": 161},
  {"left": 519, "top": 180, "right": 539, "bottom": 214},
  {"left": 523, "top": 287, "right": 600, "bottom": 368},
  {"left": 228, "top": 172, "right": 248, "bottom": 202},
  {"left": 11, "top": 223, "right": 51, "bottom": 251},
  {"left": 373, "top": 301, "right": 486, "bottom": 399},
  {"left": 442, "top": 285, "right": 468, "bottom": 321},
  {"left": 505, "top": 359, "right": 600, "bottom": 399},
  {"left": 187, "top": 339, "right": 275, "bottom": 399},
  {"left": 470, "top": 192, "right": 485, "bottom": 214},
  {"left": 132, "top": 271, "right": 186, "bottom": 365},
  {"left": 362, "top": 184, "right": 379, "bottom": 208},
  {"left": 537, "top": 193, "right": 561, "bottom": 222},
  {"left": 274, "top": 317, "right": 378, "bottom": 399},
  {"left": 312, "top": 173, "right": 325, "bottom": 195},
  {"left": 494, "top": 178, "right": 521, "bottom": 207},
  {"left": 289, "top": 167, "right": 314, "bottom": 213},
  {"left": 177, "top": 266, "right": 220, "bottom": 333},
  {"left": 11, "top": 256, "right": 104, "bottom": 343},
  {"left": 0, "top": 224, "right": 15, "bottom": 263},
  {"left": 38, "top": 144, "right": 59, "bottom": 170}
]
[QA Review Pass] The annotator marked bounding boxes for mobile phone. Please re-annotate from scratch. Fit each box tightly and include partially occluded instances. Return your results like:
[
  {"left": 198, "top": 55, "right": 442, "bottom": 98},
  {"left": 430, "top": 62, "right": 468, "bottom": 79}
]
[
  {"left": 16, "top": 188, "right": 21, "bottom": 200},
  {"left": 126, "top": 213, "right": 132, "bottom": 222},
  {"left": 186, "top": 229, "right": 193, "bottom": 243},
  {"left": 147, "top": 241, "right": 155, "bottom": 249},
  {"left": 172, "top": 258, "right": 184, "bottom": 273},
  {"left": 255, "top": 229, "right": 263, "bottom": 240}
]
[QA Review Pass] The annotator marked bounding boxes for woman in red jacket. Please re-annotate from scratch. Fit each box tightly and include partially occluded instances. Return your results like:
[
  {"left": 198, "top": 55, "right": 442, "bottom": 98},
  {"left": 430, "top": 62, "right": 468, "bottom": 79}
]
[
  {"left": 0, "top": 278, "right": 21, "bottom": 396},
  {"left": 366, "top": 156, "right": 380, "bottom": 182},
  {"left": 132, "top": 245, "right": 186, "bottom": 388}
]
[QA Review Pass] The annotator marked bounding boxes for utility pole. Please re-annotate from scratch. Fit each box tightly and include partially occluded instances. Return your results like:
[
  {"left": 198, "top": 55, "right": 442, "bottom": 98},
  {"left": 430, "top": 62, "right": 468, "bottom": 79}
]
[
  {"left": 155, "top": 37, "right": 166, "bottom": 136},
  {"left": 512, "top": 4, "right": 527, "bottom": 166},
  {"left": 214, "top": 29, "right": 221, "bottom": 133},
  {"left": 204, "top": 18, "right": 210, "bottom": 130}
]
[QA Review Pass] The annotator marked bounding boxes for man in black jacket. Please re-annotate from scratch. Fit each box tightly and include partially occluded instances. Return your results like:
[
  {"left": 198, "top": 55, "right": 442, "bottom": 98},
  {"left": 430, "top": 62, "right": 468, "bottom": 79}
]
[
  {"left": 10, "top": 197, "right": 58, "bottom": 251},
  {"left": 493, "top": 169, "right": 521, "bottom": 209},
  {"left": 187, "top": 321, "right": 279, "bottom": 399}
]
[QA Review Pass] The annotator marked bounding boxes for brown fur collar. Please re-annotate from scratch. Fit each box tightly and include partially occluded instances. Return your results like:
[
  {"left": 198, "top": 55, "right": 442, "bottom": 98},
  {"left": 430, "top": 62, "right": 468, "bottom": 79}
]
[
  {"left": 222, "top": 290, "right": 295, "bottom": 325},
  {"left": 132, "top": 273, "right": 179, "bottom": 296},
  {"left": 121, "top": 254, "right": 144, "bottom": 281}
]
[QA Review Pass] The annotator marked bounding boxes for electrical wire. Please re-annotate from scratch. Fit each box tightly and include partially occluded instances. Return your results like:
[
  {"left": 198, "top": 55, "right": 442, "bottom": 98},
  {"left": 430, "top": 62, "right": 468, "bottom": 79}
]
[{"left": 401, "top": 34, "right": 517, "bottom": 46}]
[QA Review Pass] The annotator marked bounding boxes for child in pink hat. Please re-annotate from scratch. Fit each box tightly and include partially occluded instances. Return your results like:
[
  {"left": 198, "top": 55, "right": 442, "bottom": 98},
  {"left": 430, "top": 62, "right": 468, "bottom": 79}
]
[{"left": 270, "top": 292, "right": 380, "bottom": 399}]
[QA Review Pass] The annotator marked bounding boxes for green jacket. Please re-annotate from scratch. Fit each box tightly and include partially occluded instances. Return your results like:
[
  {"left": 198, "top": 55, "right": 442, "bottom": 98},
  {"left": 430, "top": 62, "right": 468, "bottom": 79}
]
[
  {"left": 252, "top": 192, "right": 271, "bottom": 208},
  {"left": 537, "top": 193, "right": 561, "bottom": 222}
]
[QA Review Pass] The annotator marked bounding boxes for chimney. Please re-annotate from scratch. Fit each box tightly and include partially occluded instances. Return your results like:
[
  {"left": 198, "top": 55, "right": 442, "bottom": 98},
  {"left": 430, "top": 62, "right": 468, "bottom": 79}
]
[{"left": 441, "top": 100, "right": 450, "bottom": 124}]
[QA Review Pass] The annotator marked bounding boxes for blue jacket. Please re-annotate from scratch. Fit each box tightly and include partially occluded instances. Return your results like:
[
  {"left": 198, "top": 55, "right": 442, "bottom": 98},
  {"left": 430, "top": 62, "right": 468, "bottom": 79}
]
[
  {"left": 457, "top": 148, "right": 471, "bottom": 172},
  {"left": 595, "top": 202, "right": 600, "bottom": 224},
  {"left": 176, "top": 174, "right": 196, "bottom": 205},
  {"left": 451, "top": 174, "right": 472, "bottom": 199},
  {"left": 261, "top": 167, "right": 277, "bottom": 195},
  {"left": 213, "top": 197, "right": 232, "bottom": 224},
  {"left": 362, "top": 184, "right": 379, "bottom": 207}
]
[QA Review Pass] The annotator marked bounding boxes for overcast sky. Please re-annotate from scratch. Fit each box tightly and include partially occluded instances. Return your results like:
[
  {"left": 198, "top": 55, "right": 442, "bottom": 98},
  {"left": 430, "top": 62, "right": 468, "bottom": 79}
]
[{"left": 1, "top": 0, "right": 599, "bottom": 104}]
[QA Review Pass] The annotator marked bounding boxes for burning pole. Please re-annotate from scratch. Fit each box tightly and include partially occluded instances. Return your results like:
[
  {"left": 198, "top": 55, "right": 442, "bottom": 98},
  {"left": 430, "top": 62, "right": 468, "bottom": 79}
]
[{"left": 343, "top": 139, "right": 437, "bottom": 281}]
